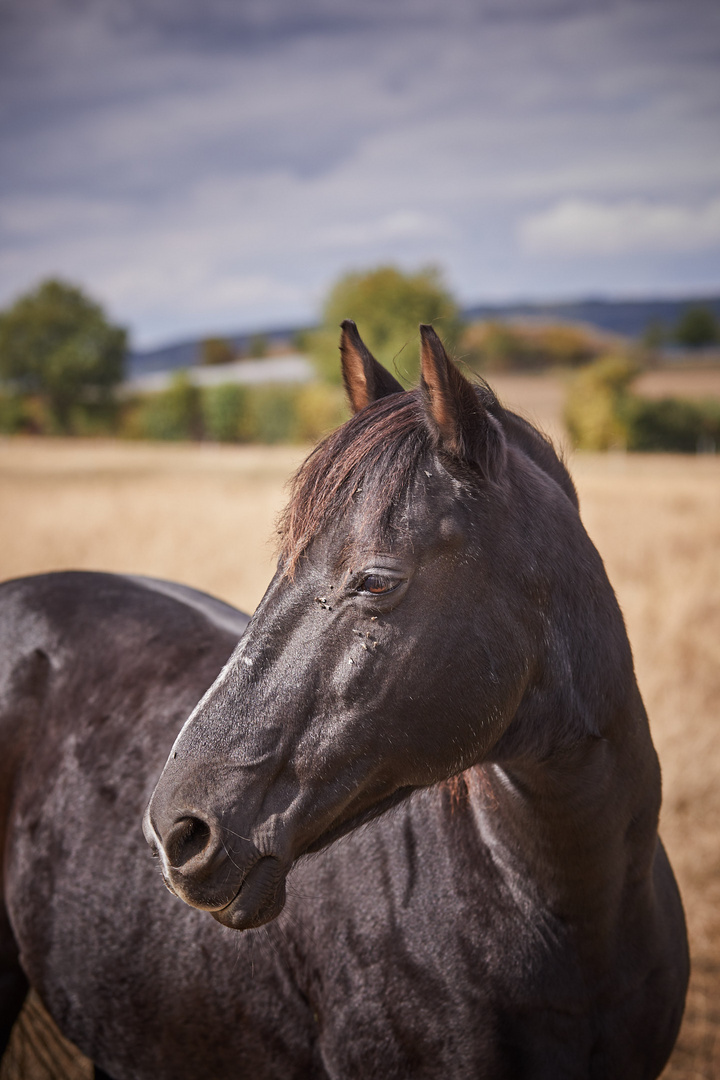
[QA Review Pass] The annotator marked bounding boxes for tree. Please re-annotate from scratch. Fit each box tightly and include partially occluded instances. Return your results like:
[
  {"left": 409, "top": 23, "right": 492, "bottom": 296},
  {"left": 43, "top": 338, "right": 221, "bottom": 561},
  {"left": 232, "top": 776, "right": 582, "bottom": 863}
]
[
  {"left": 311, "top": 266, "right": 462, "bottom": 384},
  {"left": 675, "top": 306, "right": 720, "bottom": 349},
  {"left": 201, "top": 337, "right": 235, "bottom": 366},
  {"left": 0, "top": 279, "right": 127, "bottom": 431}
]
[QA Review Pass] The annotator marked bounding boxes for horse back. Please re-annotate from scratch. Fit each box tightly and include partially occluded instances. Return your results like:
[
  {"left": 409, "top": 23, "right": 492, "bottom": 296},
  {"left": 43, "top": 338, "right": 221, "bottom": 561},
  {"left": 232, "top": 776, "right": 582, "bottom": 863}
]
[
  {"left": 0, "top": 573, "right": 300, "bottom": 1077},
  {"left": 0, "top": 571, "right": 247, "bottom": 808}
]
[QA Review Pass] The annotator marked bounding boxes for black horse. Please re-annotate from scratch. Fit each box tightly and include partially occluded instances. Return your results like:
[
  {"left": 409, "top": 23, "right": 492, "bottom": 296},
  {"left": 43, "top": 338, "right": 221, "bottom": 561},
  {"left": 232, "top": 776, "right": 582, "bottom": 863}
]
[{"left": 1, "top": 324, "right": 687, "bottom": 1078}]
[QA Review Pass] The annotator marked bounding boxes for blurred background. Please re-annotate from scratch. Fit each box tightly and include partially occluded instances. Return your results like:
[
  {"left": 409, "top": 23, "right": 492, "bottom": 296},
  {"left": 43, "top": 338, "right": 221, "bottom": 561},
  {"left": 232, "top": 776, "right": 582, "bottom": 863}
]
[{"left": 0, "top": 1, "right": 719, "bottom": 1077}]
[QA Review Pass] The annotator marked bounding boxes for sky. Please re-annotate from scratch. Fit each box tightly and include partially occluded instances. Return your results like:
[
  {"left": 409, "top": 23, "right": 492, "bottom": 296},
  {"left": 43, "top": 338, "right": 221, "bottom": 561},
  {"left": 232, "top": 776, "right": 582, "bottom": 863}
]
[{"left": 1, "top": 0, "right": 719, "bottom": 348}]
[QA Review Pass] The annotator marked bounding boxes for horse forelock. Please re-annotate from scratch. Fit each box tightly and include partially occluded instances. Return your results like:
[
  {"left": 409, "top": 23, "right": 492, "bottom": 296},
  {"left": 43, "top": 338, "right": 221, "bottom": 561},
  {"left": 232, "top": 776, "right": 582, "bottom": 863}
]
[{"left": 278, "top": 391, "right": 432, "bottom": 576}]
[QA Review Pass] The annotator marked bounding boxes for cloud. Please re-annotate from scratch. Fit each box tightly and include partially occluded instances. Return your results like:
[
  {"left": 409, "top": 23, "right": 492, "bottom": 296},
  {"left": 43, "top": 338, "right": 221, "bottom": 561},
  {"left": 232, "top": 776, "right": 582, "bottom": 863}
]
[
  {"left": 519, "top": 197, "right": 720, "bottom": 256},
  {"left": 317, "top": 211, "right": 448, "bottom": 249},
  {"left": 1, "top": 0, "right": 720, "bottom": 342}
]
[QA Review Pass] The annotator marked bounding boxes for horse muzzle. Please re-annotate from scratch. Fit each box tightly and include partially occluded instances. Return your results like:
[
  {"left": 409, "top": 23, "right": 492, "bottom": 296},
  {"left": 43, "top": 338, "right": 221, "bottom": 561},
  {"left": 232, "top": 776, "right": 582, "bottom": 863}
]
[
  {"left": 209, "top": 855, "right": 287, "bottom": 929},
  {"left": 143, "top": 801, "right": 288, "bottom": 930}
]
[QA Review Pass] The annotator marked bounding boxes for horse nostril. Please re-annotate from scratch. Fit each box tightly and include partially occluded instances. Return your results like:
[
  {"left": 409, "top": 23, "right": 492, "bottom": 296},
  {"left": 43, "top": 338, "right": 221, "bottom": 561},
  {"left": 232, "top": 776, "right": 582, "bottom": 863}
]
[{"left": 165, "top": 816, "right": 213, "bottom": 868}]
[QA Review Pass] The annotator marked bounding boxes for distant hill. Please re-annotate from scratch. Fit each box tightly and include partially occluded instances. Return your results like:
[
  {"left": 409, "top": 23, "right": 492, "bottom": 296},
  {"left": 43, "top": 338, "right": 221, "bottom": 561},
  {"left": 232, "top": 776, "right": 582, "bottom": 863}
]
[
  {"left": 126, "top": 326, "right": 301, "bottom": 380},
  {"left": 127, "top": 296, "right": 720, "bottom": 378},
  {"left": 462, "top": 296, "right": 720, "bottom": 338}
]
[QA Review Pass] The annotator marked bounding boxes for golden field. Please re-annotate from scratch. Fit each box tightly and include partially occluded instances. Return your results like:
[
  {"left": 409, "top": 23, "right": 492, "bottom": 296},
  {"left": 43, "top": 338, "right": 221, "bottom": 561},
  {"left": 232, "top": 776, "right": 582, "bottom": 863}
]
[{"left": 0, "top": 405, "right": 719, "bottom": 1076}]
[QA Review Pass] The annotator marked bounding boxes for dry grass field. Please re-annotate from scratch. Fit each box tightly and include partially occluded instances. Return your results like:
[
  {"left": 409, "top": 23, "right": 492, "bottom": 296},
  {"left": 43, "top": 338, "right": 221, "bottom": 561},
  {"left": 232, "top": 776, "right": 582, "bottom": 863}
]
[{"left": 0, "top": 410, "right": 719, "bottom": 1076}]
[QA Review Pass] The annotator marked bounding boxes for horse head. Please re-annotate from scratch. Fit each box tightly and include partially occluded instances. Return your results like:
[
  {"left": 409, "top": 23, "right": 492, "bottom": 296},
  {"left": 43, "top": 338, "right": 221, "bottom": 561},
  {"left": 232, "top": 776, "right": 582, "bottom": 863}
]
[{"left": 144, "top": 322, "right": 598, "bottom": 930}]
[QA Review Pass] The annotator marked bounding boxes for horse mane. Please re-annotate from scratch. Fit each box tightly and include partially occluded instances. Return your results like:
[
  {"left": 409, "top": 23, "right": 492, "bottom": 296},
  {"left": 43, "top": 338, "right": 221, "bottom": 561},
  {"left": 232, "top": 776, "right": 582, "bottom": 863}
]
[
  {"left": 278, "top": 382, "right": 578, "bottom": 574},
  {"left": 279, "top": 391, "right": 431, "bottom": 574},
  {"left": 491, "top": 406, "right": 579, "bottom": 509}
]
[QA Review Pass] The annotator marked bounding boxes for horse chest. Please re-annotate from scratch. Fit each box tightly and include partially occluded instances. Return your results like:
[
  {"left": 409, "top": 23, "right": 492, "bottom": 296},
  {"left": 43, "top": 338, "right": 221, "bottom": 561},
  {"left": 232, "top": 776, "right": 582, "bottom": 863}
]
[{"left": 280, "top": 807, "right": 596, "bottom": 1078}]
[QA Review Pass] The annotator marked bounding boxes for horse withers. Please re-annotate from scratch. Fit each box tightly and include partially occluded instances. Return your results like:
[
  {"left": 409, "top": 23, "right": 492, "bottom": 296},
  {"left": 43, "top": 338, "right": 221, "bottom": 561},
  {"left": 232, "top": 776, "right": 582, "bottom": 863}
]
[{"left": 0, "top": 323, "right": 688, "bottom": 1078}]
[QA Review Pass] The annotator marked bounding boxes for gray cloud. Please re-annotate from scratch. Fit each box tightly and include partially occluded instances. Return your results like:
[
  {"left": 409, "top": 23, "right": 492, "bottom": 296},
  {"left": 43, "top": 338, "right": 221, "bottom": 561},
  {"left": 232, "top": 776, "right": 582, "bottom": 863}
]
[{"left": 1, "top": 0, "right": 719, "bottom": 344}]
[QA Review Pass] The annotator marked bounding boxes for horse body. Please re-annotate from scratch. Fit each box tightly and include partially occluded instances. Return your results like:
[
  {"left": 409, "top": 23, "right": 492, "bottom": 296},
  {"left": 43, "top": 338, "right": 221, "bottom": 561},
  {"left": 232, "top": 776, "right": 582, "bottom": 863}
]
[
  {"left": 0, "top": 572, "right": 322, "bottom": 1077},
  {"left": 0, "top": 323, "right": 688, "bottom": 1077}
]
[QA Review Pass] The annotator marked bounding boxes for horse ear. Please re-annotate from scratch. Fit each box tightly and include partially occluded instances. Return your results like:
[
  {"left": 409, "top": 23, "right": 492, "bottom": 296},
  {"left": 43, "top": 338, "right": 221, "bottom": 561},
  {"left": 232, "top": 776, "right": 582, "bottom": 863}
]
[
  {"left": 340, "top": 320, "right": 404, "bottom": 413},
  {"left": 419, "top": 324, "right": 506, "bottom": 479}
]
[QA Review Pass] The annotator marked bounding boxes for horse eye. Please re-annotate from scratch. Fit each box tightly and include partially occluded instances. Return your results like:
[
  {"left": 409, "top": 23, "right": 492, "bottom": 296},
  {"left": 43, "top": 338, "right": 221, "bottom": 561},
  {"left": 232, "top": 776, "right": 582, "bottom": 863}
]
[{"left": 360, "top": 574, "right": 398, "bottom": 595}]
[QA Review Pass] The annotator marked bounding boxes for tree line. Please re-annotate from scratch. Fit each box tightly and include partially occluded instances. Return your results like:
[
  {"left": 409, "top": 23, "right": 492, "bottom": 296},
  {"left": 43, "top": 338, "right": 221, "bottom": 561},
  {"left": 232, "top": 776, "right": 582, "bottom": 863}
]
[{"left": 1, "top": 271, "right": 719, "bottom": 448}]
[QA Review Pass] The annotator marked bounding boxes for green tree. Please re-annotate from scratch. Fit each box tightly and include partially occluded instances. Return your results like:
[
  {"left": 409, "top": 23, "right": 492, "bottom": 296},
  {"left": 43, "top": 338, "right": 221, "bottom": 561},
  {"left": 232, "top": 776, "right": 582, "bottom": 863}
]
[
  {"left": 675, "top": 306, "right": 720, "bottom": 348},
  {"left": 0, "top": 279, "right": 127, "bottom": 431},
  {"left": 311, "top": 266, "right": 462, "bottom": 384}
]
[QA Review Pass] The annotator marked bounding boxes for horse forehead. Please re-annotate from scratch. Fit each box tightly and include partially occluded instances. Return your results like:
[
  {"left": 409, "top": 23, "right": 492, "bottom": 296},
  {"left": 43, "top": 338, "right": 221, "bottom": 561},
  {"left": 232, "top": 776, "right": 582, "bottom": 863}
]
[
  {"left": 407, "top": 469, "right": 472, "bottom": 533},
  {"left": 338, "top": 472, "right": 470, "bottom": 554}
]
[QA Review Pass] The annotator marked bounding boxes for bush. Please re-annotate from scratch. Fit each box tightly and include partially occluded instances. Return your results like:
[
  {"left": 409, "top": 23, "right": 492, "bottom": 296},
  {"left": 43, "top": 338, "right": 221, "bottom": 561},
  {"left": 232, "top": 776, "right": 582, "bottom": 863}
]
[
  {"left": 65, "top": 401, "right": 121, "bottom": 437},
  {"left": 0, "top": 392, "right": 31, "bottom": 434},
  {"left": 462, "top": 322, "right": 523, "bottom": 372},
  {"left": 201, "top": 384, "right": 249, "bottom": 442},
  {"left": 462, "top": 320, "right": 601, "bottom": 373},
  {"left": 127, "top": 373, "right": 202, "bottom": 441},
  {"left": 243, "top": 386, "right": 299, "bottom": 443},
  {"left": 293, "top": 383, "right": 348, "bottom": 442},
  {"left": 564, "top": 356, "right": 637, "bottom": 450},
  {"left": 122, "top": 378, "right": 349, "bottom": 445},
  {"left": 201, "top": 338, "right": 235, "bottom": 366},
  {"left": 565, "top": 355, "right": 720, "bottom": 453},
  {"left": 626, "top": 398, "right": 720, "bottom": 453},
  {"left": 200, "top": 382, "right": 347, "bottom": 444}
]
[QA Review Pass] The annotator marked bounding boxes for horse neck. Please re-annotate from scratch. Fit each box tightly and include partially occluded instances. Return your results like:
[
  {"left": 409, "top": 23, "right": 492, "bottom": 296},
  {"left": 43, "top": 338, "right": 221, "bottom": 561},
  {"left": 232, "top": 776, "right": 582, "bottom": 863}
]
[
  {"left": 473, "top": 672, "right": 661, "bottom": 970},
  {"left": 465, "top": 488, "right": 663, "bottom": 967}
]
